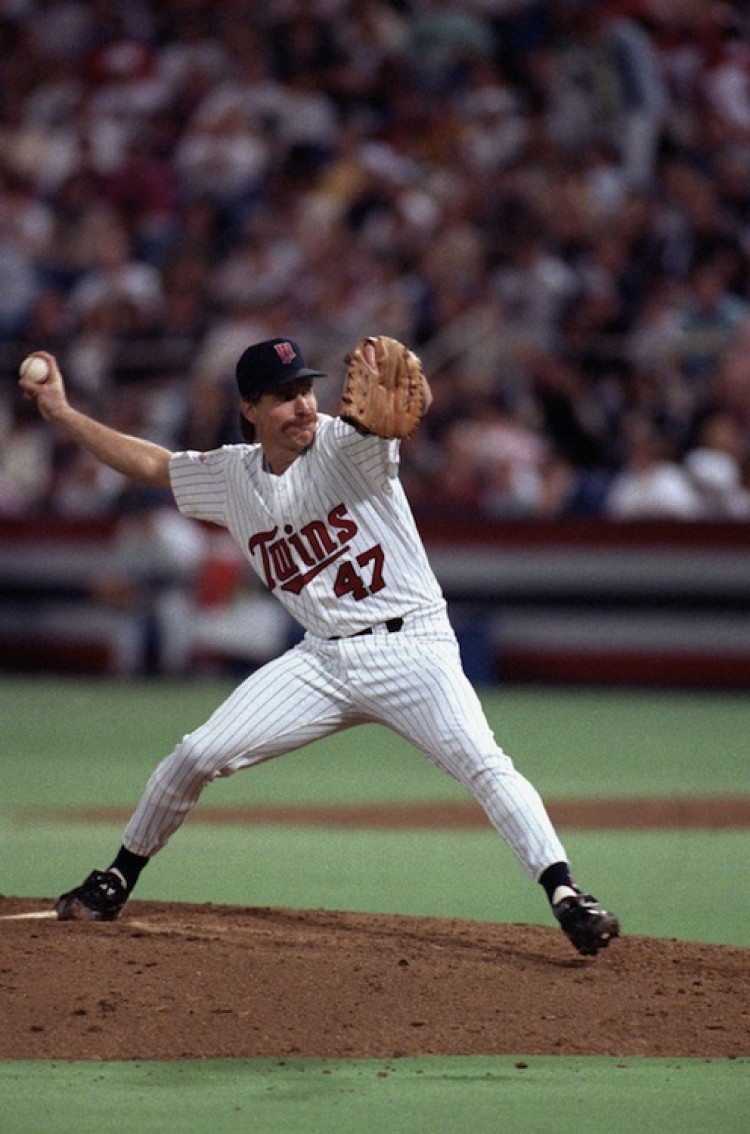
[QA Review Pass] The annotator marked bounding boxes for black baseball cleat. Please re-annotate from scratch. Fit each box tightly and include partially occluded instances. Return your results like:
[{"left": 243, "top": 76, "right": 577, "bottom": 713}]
[
  {"left": 55, "top": 869, "right": 129, "bottom": 921},
  {"left": 553, "top": 891, "right": 620, "bottom": 956}
]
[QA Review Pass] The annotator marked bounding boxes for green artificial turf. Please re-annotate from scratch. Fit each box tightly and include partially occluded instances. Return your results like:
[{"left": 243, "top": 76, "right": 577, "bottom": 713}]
[
  {"left": 1, "top": 1057, "right": 748, "bottom": 1134},
  {"left": 3, "top": 678, "right": 750, "bottom": 808}
]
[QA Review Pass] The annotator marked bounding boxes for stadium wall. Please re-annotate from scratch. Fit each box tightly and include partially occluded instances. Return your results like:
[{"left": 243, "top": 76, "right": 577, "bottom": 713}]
[{"left": 0, "top": 517, "right": 748, "bottom": 688}]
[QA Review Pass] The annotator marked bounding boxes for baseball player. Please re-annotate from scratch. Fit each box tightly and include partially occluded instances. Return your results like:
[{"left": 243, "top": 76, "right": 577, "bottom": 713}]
[{"left": 19, "top": 338, "right": 619, "bottom": 956}]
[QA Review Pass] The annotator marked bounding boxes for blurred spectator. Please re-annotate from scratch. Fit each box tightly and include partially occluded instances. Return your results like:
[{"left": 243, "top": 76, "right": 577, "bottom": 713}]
[
  {"left": 712, "top": 337, "right": 750, "bottom": 438},
  {"left": 49, "top": 445, "right": 126, "bottom": 517},
  {"left": 604, "top": 414, "right": 703, "bottom": 519},
  {"left": 433, "top": 395, "right": 551, "bottom": 517},
  {"left": 406, "top": 0, "right": 496, "bottom": 93},
  {"left": 0, "top": 393, "right": 52, "bottom": 513},
  {"left": 208, "top": 210, "right": 303, "bottom": 312},
  {"left": 173, "top": 101, "right": 270, "bottom": 233},
  {"left": 658, "top": 159, "right": 740, "bottom": 280},
  {"left": 87, "top": 491, "right": 292, "bottom": 675},
  {"left": 324, "top": 0, "right": 409, "bottom": 119},
  {"left": 5, "top": 59, "right": 84, "bottom": 195},
  {"left": 701, "top": 9, "right": 750, "bottom": 144},
  {"left": 68, "top": 220, "right": 164, "bottom": 331},
  {"left": 492, "top": 212, "right": 579, "bottom": 353},
  {"left": 534, "top": 0, "right": 668, "bottom": 187},
  {"left": 683, "top": 408, "right": 750, "bottom": 519},
  {"left": 627, "top": 279, "right": 683, "bottom": 374},
  {"left": 157, "top": 8, "right": 231, "bottom": 115},
  {"left": 675, "top": 258, "right": 749, "bottom": 381},
  {"left": 0, "top": 171, "right": 51, "bottom": 336},
  {"left": 100, "top": 127, "right": 180, "bottom": 266},
  {"left": 90, "top": 489, "right": 208, "bottom": 675},
  {"left": 37, "top": 170, "right": 115, "bottom": 291},
  {"left": 0, "top": 230, "right": 38, "bottom": 339},
  {"left": 61, "top": 215, "right": 167, "bottom": 399},
  {"left": 533, "top": 351, "right": 606, "bottom": 464}
]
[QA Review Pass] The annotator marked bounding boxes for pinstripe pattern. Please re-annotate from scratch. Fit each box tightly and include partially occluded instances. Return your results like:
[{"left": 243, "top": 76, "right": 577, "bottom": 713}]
[
  {"left": 169, "top": 417, "right": 444, "bottom": 638},
  {"left": 122, "top": 414, "right": 568, "bottom": 888}
]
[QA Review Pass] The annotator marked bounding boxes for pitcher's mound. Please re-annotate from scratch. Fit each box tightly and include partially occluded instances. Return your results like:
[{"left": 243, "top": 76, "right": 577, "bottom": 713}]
[{"left": 1, "top": 898, "right": 747, "bottom": 1061}]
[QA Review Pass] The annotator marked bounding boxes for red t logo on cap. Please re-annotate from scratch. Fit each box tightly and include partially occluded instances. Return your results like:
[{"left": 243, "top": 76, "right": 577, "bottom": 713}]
[{"left": 274, "top": 342, "right": 297, "bottom": 365}]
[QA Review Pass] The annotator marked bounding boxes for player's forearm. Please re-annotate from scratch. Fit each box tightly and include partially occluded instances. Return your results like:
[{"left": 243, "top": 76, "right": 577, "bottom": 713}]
[
  {"left": 51, "top": 404, "right": 173, "bottom": 488},
  {"left": 19, "top": 350, "right": 174, "bottom": 489}
]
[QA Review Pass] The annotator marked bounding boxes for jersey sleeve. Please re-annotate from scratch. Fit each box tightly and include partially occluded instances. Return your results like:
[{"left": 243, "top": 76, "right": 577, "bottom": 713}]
[{"left": 169, "top": 448, "right": 231, "bottom": 526}]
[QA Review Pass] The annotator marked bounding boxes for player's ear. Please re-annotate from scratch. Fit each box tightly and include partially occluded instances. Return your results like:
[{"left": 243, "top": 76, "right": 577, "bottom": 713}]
[
  {"left": 239, "top": 399, "right": 257, "bottom": 442},
  {"left": 241, "top": 399, "right": 258, "bottom": 426}
]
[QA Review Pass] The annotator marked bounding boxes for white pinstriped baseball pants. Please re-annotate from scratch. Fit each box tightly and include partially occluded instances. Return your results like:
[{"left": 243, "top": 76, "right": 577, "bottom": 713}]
[{"left": 123, "top": 614, "right": 567, "bottom": 880}]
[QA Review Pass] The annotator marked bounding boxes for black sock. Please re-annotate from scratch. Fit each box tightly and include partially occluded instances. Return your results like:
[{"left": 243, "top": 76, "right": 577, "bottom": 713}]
[
  {"left": 539, "top": 862, "right": 576, "bottom": 904},
  {"left": 108, "top": 846, "right": 149, "bottom": 892}
]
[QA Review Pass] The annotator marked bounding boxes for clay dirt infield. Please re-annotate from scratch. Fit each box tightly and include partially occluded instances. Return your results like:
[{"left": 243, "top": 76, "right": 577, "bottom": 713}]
[{"left": 2, "top": 798, "right": 749, "bottom": 1062}]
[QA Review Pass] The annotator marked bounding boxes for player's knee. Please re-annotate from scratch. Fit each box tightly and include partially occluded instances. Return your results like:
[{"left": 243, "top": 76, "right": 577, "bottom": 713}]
[
  {"left": 165, "top": 733, "right": 226, "bottom": 787},
  {"left": 466, "top": 749, "right": 516, "bottom": 786}
]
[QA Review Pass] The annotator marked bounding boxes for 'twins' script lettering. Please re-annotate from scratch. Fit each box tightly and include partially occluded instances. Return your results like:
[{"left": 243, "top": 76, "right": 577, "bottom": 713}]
[{"left": 248, "top": 503, "right": 358, "bottom": 595}]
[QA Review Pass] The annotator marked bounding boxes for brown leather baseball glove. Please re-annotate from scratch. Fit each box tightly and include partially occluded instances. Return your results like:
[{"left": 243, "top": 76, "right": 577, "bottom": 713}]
[{"left": 340, "top": 335, "right": 427, "bottom": 439}]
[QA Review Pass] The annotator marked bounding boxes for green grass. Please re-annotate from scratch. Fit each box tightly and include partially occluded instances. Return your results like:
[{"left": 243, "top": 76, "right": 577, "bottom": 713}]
[
  {"left": 1, "top": 1057, "right": 748, "bottom": 1134},
  {"left": 3, "top": 677, "right": 749, "bottom": 808}
]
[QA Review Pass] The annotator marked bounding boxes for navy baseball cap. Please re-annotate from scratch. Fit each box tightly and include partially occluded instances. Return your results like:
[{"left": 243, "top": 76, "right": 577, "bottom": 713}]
[{"left": 236, "top": 338, "right": 327, "bottom": 398}]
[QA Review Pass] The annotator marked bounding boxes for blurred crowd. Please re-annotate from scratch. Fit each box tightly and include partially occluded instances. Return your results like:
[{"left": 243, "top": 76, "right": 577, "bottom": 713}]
[{"left": 2, "top": 0, "right": 750, "bottom": 523}]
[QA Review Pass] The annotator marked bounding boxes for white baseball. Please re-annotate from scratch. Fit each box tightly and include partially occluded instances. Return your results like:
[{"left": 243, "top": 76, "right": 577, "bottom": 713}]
[{"left": 20, "top": 355, "right": 50, "bottom": 383}]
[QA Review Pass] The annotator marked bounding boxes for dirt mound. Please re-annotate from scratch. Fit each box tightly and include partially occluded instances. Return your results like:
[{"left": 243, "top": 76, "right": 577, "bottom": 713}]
[
  {"left": 21, "top": 796, "right": 750, "bottom": 830},
  {"left": 1, "top": 897, "right": 747, "bottom": 1061}
]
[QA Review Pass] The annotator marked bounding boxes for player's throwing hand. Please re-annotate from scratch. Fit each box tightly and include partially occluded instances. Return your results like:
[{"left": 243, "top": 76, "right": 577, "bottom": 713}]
[{"left": 18, "top": 351, "right": 67, "bottom": 422}]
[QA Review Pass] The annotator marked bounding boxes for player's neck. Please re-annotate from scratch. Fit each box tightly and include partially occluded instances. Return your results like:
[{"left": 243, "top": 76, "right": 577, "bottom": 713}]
[{"left": 261, "top": 448, "right": 301, "bottom": 476}]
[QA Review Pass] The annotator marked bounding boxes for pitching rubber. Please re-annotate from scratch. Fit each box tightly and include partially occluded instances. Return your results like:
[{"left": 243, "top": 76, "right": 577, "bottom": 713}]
[{"left": 0, "top": 910, "right": 57, "bottom": 921}]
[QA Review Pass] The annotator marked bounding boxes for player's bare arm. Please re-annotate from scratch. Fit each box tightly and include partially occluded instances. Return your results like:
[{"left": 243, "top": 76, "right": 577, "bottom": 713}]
[{"left": 18, "top": 351, "right": 173, "bottom": 489}]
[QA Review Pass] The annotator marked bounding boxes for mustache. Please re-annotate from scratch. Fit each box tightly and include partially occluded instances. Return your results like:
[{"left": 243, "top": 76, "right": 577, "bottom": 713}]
[{"left": 283, "top": 416, "right": 316, "bottom": 431}]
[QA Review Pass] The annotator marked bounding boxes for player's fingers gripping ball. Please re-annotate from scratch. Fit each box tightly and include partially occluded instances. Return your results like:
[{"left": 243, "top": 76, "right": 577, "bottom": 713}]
[
  {"left": 19, "top": 355, "right": 50, "bottom": 384},
  {"left": 341, "top": 335, "right": 427, "bottom": 439}
]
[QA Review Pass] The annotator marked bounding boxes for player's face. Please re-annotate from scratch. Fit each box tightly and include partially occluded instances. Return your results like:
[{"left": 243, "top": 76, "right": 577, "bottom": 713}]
[{"left": 243, "top": 379, "right": 318, "bottom": 473}]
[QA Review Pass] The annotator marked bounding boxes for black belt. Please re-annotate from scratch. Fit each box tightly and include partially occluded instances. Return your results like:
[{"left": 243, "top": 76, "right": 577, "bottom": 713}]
[{"left": 329, "top": 617, "right": 404, "bottom": 641}]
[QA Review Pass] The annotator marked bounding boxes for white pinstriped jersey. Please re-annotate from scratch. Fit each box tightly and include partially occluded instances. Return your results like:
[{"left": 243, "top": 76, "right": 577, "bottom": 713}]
[{"left": 169, "top": 414, "right": 446, "bottom": 638}]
